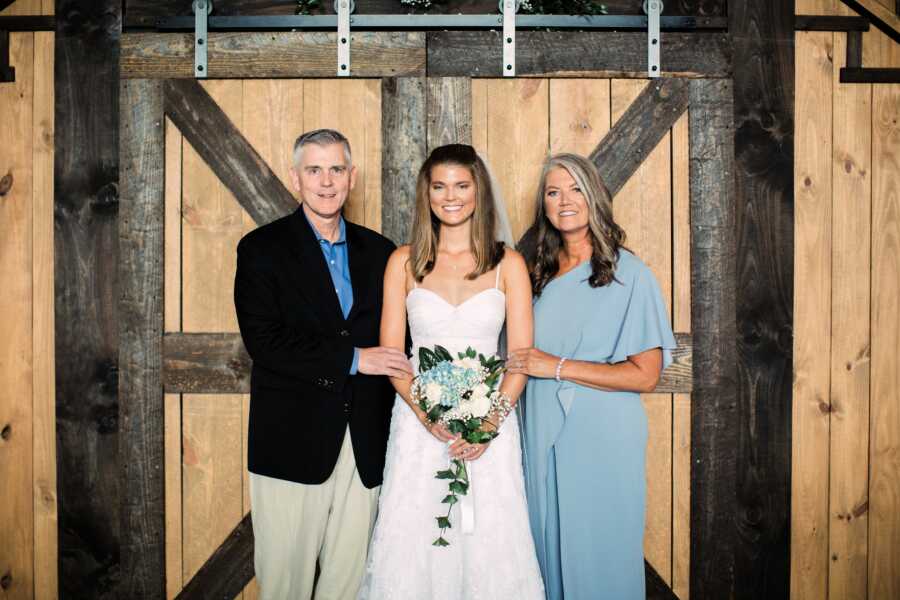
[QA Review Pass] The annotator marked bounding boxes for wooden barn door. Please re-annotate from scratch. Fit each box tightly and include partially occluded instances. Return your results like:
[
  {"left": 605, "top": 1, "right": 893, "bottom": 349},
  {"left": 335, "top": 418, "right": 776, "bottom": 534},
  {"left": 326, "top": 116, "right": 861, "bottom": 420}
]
[{"left": 121, "top": 75, "right": 731, "bottom": 600}]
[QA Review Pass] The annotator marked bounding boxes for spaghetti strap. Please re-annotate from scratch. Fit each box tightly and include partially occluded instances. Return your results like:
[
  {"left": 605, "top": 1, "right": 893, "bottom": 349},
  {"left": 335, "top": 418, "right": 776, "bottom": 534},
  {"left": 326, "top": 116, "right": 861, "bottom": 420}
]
[{"left": 495, "top": 262, "right": 502, "bottom": 289}]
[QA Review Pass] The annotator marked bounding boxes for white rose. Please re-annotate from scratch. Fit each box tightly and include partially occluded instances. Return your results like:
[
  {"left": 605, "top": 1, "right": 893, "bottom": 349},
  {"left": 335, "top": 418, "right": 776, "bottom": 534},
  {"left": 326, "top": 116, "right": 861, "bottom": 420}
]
[
  {"left": 468, "top": 393, "right": 492, "bottom": 418},
  {"left": 424, "top": 382, "right": 443, "bottom": 406},
  {"left": 453, "top": 357, "right": 481, "bottom": 372},
  {"left": 471, "top": 383, "right": 490, "bottom": 399}
]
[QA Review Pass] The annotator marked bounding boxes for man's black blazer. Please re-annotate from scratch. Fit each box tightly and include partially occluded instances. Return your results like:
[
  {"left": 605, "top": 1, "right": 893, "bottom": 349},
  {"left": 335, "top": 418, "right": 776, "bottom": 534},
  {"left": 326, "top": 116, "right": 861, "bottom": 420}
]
[{"left": 234, "top": 207, "right": 396, "bottom": 489}]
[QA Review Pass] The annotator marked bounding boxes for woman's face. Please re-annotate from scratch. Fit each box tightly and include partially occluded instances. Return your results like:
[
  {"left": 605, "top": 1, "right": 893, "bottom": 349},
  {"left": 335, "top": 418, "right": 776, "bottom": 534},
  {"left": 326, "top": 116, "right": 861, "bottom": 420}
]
[
  {"left": 428, "top": 163, "right": 477, "bottom": 227},
  {"left": 543, "top": 167, "right": 589, "bottom": 234}
]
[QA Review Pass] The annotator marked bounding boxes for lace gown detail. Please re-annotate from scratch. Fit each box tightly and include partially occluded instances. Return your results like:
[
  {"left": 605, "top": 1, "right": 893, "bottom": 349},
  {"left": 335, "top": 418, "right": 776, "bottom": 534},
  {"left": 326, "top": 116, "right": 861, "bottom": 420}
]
[{"left": 358, "top": 282, "right": 545, "bottom": 600}]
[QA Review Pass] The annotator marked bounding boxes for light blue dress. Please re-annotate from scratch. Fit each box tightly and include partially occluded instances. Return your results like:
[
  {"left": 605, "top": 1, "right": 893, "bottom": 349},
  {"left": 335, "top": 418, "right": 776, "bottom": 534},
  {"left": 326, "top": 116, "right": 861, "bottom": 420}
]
[{"left": 521, "top": 250, "right": 676, "bottom": 600}]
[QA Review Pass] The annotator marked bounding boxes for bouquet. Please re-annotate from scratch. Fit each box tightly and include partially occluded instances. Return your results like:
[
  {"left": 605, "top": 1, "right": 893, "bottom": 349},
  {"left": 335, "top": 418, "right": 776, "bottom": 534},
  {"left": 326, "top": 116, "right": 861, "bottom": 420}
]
[{"left": 410, "top": 345, "right": 512, "bottom": 546}]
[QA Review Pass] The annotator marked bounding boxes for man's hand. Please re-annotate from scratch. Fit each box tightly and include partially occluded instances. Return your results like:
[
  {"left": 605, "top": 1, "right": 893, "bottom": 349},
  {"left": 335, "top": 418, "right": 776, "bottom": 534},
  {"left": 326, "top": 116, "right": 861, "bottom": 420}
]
[{"left": 358, "top": 347, "right": 414, "bottom": 378}]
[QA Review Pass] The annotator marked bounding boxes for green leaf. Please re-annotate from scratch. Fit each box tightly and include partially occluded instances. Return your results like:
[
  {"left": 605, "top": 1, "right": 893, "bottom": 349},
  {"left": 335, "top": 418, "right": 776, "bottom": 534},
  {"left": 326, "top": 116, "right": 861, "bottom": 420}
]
[
  {"left": 419, "top": 347, "right": 436, "bottom": 371},
  {"left": 465, "top": 430, "right": 497, "bottom": 444},
  {"left": 455, "top": 459, "right": 468, "bottom": 481},
  {"left": 434, "top": 345, "right": 453, "bottom": 361},
  {"left": 433, "top": 537, "right": 450, "bottom": 547},
  {"left": 435, "top": 469, "right": 456, "bottom": 480},
  {"left": 449, "top": 480, "right": 469, "bottom": 494},
  {"left": 442, "top": 494, "right": 458, "bottom": 505},
  {"left": 466, "top": 347, "right": 477, "bottom": 358},
  {"left": 436, "top": 516, "right": 451, "bottom": 529},
  {"left": 447, "top": 419, "right": 467, "bottom": 434},
  {"left": 465, "top": 417, "right": 482, "bottom": 430},
  {"left": 427, "top": 404, "right": 447, "bottom": 422},
  {"left": 418, "top": 398, "right": 429, "bottom": 413}
]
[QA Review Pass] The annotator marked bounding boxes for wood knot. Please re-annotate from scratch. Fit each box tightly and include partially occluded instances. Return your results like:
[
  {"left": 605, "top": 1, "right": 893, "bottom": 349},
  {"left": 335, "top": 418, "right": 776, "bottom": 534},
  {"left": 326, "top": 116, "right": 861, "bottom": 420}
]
[
  {"left": 803, "top": 177, "right": 812, "bottom": 188},
  {"left": 0, "top": 572, "right": 10, "bottom": 590},
  {"left": 0, "top": 171, "right": 12, "bottom": 197},
  {"left": 852, "top": 500, "right": 868, "bottom": 518},
  {"left": 0, "top": 424, "right": 10, "bottom": 440},
  {"left": 818, "top": 402, "right": 832, "bottom": 414},
  {"left": 844, "top": 160, "right": 853, "bottom": 174}
]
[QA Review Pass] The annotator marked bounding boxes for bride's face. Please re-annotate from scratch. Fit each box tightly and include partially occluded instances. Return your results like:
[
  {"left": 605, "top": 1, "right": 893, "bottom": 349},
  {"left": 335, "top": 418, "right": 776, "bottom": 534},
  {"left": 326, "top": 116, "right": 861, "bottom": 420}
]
[
  {"left": 543, "top": 167, "right": 589, "bottom": 235},
  {"left": 428, "top": 163, "right": 477, "bottom": 227}
]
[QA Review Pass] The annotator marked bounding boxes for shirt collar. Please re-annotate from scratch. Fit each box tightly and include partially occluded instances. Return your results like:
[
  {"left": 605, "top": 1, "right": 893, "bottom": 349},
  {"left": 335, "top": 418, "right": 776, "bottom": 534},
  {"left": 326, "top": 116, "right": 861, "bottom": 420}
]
[{"left": 304, "top": 210, "right": 346, "bottom": 245}]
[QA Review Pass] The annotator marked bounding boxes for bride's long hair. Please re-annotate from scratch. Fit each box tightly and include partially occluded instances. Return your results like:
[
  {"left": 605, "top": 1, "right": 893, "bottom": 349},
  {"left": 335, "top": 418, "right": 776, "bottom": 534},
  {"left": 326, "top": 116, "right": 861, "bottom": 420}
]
[{"left": 410, "top": 144, "right": 505, "bottom": 282}]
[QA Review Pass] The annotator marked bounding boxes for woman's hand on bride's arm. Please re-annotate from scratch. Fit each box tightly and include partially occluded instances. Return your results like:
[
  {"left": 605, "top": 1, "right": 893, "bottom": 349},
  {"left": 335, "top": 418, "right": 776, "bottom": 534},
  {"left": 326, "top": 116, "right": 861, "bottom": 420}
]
[{"left": 506, "top": 347, "right": 559, "bottom": 379}]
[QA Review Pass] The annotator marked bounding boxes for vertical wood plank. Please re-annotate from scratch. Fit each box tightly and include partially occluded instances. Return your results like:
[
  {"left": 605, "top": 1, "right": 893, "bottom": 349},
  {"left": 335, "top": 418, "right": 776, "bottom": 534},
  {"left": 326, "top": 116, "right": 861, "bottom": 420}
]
[
  {"left": 163, "top": 115, "right": 183, "bottom": 600},
  {"left": 239, "top": 79, "right": 306, "bottom": 600},
  {"left": 32, "top": 28, "right": 56, "bottom": 600},
  {"left": 426, "top": 77, "right": 471, "bottom": 153},
  {"left": 56, "top": 2, "right": 121, "bottom": 594},
  {"left": 549, "top": 79, "right": 611, "bottom": 156},
  {"left": 688, "top": 78, "right": 737, "bottom": 599},
  {"left": 481, "top": 79, "right": 549, "bottom": 241},
  {"left": 363, "top": 79, "right": 382, "bottom": 233},
  {"left": 303, "top": 80, "right": 380, "bottom": 229},
  {"left": 0, "top": 30, "right": 34, "bottom": 600},
  {"left": 828, "top": 32, "right": 872, "bottom": 600},
  {"left": 791, "top": 31, "right": 834, "bottom": 600},
  {"left": 869, "top": 82, "right": 900, "bottom": 600},
  {"left": 180, "top": 80, "right": 245, "bottom": 596},
  {"left": 119, "top": 78, "right": 166, "bottom": 599},
  {"left": 381, "top": 77, "right": 426, "bottom": 245},
  {"left": 470, "top": 79, "right": 488, "bottom": 159},
  {"left": 611, "top": 78, "right": 674, "bottom": 586},
  {"left": 671, "top": 109, "right": 691, "bottom": 600}
]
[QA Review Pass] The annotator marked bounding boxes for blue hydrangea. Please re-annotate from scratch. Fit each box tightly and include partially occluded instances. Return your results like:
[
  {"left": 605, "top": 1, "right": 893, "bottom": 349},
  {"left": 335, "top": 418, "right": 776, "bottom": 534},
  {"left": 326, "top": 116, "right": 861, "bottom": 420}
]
[{"left": 418, "top": 360, "right": 482, "bottom": 408}]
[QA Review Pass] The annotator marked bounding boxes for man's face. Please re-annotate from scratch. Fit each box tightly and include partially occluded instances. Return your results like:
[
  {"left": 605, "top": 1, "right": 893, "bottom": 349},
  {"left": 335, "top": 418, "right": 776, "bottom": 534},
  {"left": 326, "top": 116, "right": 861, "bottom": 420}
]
[{"left": 289, "top": 142, "right": 357, "bottom": 220}]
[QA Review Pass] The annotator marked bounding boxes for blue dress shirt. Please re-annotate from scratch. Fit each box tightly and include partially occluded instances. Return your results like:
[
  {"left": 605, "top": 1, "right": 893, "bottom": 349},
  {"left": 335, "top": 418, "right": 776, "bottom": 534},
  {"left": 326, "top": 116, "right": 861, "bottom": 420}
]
[{"left": 305, "top": 212, "right": 360, "bottom": 374}]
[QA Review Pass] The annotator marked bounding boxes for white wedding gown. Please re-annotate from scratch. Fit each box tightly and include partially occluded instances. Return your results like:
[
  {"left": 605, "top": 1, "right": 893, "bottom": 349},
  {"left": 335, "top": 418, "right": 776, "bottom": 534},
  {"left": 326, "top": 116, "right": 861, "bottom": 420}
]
[{"left": 358, "top": 274, "right": 545, "bottom": 599}]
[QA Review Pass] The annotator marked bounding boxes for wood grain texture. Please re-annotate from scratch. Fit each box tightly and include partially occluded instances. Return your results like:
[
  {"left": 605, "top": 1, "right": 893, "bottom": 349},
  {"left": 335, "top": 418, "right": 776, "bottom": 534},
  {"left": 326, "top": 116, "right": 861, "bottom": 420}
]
[
  {"left": 55, "top": 1, "right": 122, "bottom": 596},
  {"left": 0, "top": 30, "right": 34, "bottom": 600},
  {"left": 869, "top": 81, "right": 900, "bottom": 600},
  {"left": 828, "top": 31, "right": 871, "bottom": 600},
  {"left": 840, "top": 0, "right": 900, "bottom": 43},
  {"left": 162, "top": 332, "right": 691, "bottom": 395},
  {"left": 688, "top": 78, "right": 737, "bottom": 600},
  {"left": 123, "top": 0, "right": 726, "bottom": 26},
  {"left": 121, "top": 32, "right": 425, "bottom": 79},
  {"left": 791, "top": 31, "right": 833, "bottom": 600},
  {"left": 179, "top": 80, "right": 245, "bottom": 598},
  {"left": 731, "top": 2, "right": 795, "bottom": 599},
  {"left": 382, "top": 77, "right": 426, "bottom": 245},
  {"left": 164, "top": 79, "right": 297, "bottom": 227},
  {"left": 592, "top": 78, "right": 688, "bottom": 197},
  {"left": 426, "top": 77, "right": 472, "bottom": 153},
  {"left": 119, "top": 78, "right": 166, "bottom": 600},
  {"left": 671, "top": 109, "right": 691, "bottom": 600},
  {"left": 427, "top": 32, "right": 731, "bottom": 79},
  {"left": 549, "top": 79, "right": 611, "bottom": 156},
  {"left": 32, "top": 28, "right": 56, "bottom": 600},
  {"left": 479, "top": 79, "right": 548, "bottom": 240},
  {"left": 611, "top": 78, "right": 673, "bottom": 585},
  {"left": 174, "top": 513, "right": 254, "bottom": 600}
]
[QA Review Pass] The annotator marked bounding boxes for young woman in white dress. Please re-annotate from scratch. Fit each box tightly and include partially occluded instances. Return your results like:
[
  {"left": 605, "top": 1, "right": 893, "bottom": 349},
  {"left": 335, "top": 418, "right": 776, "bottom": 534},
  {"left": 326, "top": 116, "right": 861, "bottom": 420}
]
[{"left": 357, "top": 144, "right": 544, "bottom": 599}]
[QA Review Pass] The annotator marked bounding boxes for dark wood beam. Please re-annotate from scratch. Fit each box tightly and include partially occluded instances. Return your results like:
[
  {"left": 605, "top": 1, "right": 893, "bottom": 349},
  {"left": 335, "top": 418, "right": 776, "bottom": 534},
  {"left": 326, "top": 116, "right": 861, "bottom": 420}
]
[
  {"left": 381, "top": 77, "right": 426, "bottom": 245},
  {"left": 794, "top": 15, "right": 869, "bottom": 30},
  {"left": 163, "top": 78, "right": 296, "bottom": 226},
  {"left": 427, "top": 31, "right": 731, "bottom": 79},
  {"left": 840, "top": 67, "right": 900, "bottom": 82},
  {"left": 0, "top": 30, "right": 13, "bottom": 82},
  {"left": 0, "top": 0, "right": 14, "bottom": 12},
  {"left": 123, "top": 0, "right": 726, "bottom": 28},
  {"left": 840, "top": 0, "right": 900, "bottom": 44},
  {"left": 426, "top": 77, "right": 472, "bottom": 153},
  {"left": 847, "top": 30, "right": 863, "bottom": 68},
  {"left": 688, "top": 78, "right": 738, "bottom": 599},
  {"left": 646, "top": 560, "right": 681, "bottom": 600},
  {"left": 175, "top": 514, "right": 254, "bottom": 600},
  {"left": 55, "top": 1, "right": 123, "bottom": 596},
  {"left": 163, "top": 332, "right": 692, "bottom": 394},
  {"left": 121, "top": 32, "right": 426, "bottom": 79},
  {"left": 729, "top": 0, "right": 793, "bottom": 597},
  {"left": 590, "top": 78, "right": 689, "bottom": 197},
  {"left": 0, "top": 16, "right": 56, "bottom": 30},
  {"left": 119, "top": 78, "right": 166, "bottom": 600}
]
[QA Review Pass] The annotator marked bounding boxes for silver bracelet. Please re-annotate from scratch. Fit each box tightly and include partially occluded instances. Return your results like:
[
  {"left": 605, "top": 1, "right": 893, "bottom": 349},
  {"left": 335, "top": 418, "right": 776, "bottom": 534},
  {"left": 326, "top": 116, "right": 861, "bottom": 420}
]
[{"left": 555, "top": 357, "right": 567, "bottom": 382}]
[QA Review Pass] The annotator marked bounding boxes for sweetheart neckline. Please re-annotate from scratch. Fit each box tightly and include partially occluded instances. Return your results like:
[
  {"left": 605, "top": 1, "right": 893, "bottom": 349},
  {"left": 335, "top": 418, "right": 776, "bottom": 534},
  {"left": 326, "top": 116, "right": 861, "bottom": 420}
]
[{"left": 407, "top": 286, "right": 505, "bottom": 309}]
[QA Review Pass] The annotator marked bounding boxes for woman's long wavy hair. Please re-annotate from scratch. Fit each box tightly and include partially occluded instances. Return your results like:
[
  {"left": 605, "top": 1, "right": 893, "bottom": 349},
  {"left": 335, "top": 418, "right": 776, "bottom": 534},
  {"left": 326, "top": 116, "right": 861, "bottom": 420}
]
[
  {"left": 528, "top": 153, "right": 626, "bottom": 297},
  {"left": 410, "top": 144, "right": 505, "bottom": 281}
]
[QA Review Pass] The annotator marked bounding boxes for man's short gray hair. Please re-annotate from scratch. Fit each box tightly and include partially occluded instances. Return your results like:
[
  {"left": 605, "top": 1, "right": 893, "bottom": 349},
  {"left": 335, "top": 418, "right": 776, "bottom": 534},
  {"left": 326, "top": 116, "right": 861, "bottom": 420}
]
[{"left": 292, "top": 129, "right": 352, "bottom": 166}]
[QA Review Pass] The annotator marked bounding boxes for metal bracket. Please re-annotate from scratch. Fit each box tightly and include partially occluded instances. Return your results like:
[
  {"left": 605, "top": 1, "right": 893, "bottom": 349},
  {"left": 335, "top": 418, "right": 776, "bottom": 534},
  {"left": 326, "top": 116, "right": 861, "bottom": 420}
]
[
  {"left": 645, "top": 0, "right": 662, "bottom": 78},
  {"left": 336, "top": 0, "right": 353, "bottom": 76},
  {"left": 193, "top": 0, "right": 211, "bottom": 78},
  {"left": 501, "top": 0, "right": 517, "bottom": 76}
]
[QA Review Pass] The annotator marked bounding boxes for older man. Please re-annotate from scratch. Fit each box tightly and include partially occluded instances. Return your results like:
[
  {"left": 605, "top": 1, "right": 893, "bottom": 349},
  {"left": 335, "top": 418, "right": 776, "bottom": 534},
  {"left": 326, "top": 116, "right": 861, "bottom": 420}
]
[{"left": 234, "top": 129, "right": 411, "bottom": 599}]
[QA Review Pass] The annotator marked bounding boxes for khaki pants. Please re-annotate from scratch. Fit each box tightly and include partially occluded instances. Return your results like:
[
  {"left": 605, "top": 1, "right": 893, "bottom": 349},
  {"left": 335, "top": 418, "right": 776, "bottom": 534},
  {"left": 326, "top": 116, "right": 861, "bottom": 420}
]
[{"left": 249, "top": 427, "right": 380, "bottom": 600}]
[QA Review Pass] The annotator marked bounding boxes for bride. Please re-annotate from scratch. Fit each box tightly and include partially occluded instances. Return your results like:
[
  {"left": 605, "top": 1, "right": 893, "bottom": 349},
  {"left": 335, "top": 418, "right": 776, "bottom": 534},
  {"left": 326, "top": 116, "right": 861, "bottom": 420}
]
[{"left": 358, "top": 144, "right": 544, "bottom": 599}]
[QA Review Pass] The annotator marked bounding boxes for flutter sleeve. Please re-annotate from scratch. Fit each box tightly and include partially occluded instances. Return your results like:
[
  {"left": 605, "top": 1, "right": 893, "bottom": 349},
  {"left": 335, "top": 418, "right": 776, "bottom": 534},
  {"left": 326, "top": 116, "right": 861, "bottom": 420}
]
[{"left": 608, "top": 265, "right": 678, "bottom": 368}]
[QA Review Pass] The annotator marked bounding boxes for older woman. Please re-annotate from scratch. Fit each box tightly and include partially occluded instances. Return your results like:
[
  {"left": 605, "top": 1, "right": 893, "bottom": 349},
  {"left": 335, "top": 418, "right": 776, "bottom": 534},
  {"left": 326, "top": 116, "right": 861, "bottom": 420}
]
[{"left": 507, "top": 153, "right": 676, "bottom": 599}]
